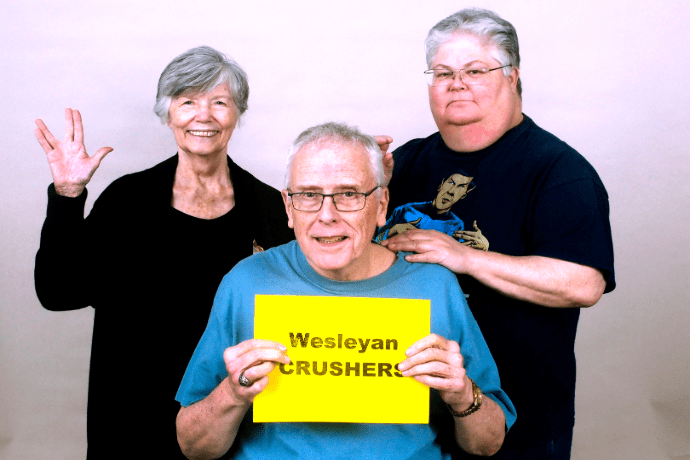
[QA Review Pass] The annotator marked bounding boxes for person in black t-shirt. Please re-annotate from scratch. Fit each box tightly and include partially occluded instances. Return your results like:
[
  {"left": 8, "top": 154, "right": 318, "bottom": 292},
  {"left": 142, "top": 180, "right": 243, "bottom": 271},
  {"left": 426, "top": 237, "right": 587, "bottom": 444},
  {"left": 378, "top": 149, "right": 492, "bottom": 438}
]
[{"left": 379, "top": 8, "right": 615, "bottom": 460}]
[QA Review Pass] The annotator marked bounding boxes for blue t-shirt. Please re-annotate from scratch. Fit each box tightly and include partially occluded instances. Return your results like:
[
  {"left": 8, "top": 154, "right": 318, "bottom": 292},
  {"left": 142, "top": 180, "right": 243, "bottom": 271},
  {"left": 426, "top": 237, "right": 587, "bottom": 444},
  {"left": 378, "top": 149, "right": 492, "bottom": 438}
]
[{"left": 176, "top": 241, "right": 515, "bottom": 459}]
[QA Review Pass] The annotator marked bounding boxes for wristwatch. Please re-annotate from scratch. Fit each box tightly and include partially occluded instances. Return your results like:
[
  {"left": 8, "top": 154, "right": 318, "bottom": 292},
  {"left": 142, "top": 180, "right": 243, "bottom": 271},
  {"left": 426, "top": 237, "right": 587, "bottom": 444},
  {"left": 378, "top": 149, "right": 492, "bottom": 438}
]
[{"left": 447, "top": 378, "right": 483, "bottom": 417}]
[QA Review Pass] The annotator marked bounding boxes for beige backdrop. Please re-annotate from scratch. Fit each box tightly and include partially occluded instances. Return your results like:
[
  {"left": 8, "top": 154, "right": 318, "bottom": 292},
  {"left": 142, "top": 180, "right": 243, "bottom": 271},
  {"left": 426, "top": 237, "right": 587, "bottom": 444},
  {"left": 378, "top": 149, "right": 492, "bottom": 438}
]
[{"left": 1, "top": 1, "right": 689, "bottom": 459}]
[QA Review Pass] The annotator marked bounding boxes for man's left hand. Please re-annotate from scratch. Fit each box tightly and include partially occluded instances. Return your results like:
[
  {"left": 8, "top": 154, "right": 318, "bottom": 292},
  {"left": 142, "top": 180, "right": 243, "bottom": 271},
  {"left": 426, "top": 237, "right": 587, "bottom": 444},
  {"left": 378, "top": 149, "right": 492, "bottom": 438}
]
[{"left": 397, "top": 333, "right": 474, "bottom": 410}]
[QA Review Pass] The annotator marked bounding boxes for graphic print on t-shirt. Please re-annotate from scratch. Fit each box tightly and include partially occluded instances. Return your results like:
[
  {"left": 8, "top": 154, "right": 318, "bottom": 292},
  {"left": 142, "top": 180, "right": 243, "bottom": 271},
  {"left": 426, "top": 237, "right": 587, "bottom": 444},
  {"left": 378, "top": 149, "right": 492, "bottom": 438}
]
[{"left": 375, "top": 172, "right": 489, "bottom": 251}]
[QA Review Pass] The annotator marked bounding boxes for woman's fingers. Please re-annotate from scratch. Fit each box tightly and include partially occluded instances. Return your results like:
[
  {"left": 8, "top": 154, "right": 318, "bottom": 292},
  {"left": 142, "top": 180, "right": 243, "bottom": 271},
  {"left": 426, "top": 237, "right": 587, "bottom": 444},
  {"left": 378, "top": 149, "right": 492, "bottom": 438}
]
[
  {"left": 72, "top": 108, "right": 85, "bottom": 144},
  {"left": 34, "top": 119, "right": 59, "bottom": 153},
  {"left": 64, "top": 108, "right": 75, "bottom": 142}
]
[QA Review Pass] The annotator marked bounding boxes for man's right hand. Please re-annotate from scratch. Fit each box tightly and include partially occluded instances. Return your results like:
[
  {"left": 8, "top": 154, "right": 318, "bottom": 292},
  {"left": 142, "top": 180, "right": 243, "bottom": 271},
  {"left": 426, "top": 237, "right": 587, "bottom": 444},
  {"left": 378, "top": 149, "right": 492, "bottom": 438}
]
[
  {"left": 35, "top": 108, "right": 113, "bottom": 197},
  {"left": 222, "top": 339, "right": 291, "bottom": 405}
]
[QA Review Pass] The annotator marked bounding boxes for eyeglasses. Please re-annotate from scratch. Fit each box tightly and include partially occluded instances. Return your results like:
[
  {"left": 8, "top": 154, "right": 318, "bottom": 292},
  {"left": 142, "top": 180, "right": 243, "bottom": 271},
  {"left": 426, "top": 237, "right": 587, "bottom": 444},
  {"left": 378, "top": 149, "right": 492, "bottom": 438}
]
[
  {"left": 288, "top": 186, "right": 381, "bottom": 212},
  {"left": 424, "top": 65, "right": 511, "bottom": 87}
]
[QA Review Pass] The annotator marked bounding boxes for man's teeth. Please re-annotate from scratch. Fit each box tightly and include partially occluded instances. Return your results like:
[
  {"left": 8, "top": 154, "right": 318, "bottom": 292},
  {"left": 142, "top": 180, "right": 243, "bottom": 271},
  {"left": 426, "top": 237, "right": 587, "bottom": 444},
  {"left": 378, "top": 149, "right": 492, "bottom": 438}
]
[
  {"left": 318, "top": 236, "right": 346, "bottom": 243},
  {"left": 189, "top": 131, "right": 217, "bottom": 137}
]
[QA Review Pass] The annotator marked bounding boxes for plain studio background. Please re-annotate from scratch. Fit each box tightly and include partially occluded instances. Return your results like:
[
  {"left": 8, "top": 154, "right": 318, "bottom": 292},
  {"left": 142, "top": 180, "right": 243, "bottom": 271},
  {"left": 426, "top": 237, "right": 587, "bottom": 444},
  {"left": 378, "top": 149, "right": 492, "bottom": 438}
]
[{"left": 1, "top": 1, "right": 688, "bottom": 459}]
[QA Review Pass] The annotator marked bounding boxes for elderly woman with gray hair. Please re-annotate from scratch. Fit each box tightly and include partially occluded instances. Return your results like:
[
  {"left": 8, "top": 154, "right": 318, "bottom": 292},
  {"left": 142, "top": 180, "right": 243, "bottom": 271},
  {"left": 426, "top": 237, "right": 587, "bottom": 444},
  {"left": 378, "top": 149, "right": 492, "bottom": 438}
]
[{"left": 33, "top": 46, "right": 293, "bottom": 459}]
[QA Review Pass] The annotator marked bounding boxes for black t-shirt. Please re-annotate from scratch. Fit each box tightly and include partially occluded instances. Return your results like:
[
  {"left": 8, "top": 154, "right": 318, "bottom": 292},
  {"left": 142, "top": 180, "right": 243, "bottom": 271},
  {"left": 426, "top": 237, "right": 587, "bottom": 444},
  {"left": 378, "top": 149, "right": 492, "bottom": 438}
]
[{"left": 384, "top": 115, "right": 615, "bottom": 445}]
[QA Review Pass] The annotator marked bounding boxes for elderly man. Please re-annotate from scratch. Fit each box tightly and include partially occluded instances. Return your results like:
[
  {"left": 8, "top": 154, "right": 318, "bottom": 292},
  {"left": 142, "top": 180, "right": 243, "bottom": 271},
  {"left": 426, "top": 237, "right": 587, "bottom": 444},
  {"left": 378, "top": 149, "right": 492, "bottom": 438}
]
[
  {"left": 380, "top": 8, "right": 615, "bottom": 459},
  {"left": 175, "top": 122, "right": 516, "bottom": 459}
]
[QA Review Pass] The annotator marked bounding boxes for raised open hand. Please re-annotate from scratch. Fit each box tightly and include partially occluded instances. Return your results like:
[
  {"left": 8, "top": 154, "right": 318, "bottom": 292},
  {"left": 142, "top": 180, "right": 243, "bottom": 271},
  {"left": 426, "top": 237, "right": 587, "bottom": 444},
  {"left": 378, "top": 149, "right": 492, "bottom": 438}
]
[{"left": 34, "top": 108, "right": 113, "bottom": 197}]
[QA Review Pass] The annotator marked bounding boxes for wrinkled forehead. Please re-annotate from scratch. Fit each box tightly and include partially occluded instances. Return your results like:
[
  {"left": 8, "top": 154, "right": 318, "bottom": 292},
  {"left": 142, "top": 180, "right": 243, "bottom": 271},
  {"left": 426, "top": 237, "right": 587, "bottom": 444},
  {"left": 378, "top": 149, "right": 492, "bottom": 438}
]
[
  {"left": 174, "top": 81, "right": 233, "bottom": 99},
  {"left": 290, "top": 139, "right": 374, "bottom": 187},
  {"left": 432, "top": 33, "right": 502, "bottom": 67}
]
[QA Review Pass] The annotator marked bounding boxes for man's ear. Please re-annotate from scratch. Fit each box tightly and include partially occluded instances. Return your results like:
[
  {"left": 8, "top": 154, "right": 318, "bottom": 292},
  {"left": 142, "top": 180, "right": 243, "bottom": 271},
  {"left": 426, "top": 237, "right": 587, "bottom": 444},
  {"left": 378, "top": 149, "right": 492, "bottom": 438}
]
[
  {"left": 282, "top": 189, "right": 295, "bottom": 229},
  {"left": 509, "top": 66, "right": 520, "bottom": 89},
  {"left": 376, "top": 187, "right": 390, "bottom": 227}
]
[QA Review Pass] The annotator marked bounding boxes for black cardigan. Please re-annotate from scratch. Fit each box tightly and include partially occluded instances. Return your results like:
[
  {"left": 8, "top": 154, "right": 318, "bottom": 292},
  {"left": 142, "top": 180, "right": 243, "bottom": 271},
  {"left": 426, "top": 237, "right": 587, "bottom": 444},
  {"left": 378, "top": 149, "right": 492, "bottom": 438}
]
[{"left": 35, "top": 155, "right": 293, "bottom": 459}]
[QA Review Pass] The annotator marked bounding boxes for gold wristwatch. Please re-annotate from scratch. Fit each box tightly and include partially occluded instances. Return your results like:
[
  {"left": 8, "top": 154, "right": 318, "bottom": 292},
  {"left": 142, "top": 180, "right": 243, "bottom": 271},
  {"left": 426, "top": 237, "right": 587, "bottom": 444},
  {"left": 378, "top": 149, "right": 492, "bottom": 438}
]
[{"left": 447, "top": 378, "right": 483, "bottom": 417}]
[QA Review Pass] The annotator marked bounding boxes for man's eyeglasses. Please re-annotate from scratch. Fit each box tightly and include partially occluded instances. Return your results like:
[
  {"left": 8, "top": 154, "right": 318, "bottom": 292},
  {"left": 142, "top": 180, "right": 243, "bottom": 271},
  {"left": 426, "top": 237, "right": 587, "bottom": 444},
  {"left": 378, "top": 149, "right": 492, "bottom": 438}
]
[
  {"left": 288, "top": 186, "right": 380, "bottom": 212},
  {"left": 424, "top": 65, "right": 511, "bottom": 87}
]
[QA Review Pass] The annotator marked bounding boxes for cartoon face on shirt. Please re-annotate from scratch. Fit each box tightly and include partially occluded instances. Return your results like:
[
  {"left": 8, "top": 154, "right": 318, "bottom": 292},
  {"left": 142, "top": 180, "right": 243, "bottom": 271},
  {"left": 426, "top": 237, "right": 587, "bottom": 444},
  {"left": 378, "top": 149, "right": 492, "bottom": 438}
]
[{"left": 432, "top": 173, "right": 475, "bottom": 214}]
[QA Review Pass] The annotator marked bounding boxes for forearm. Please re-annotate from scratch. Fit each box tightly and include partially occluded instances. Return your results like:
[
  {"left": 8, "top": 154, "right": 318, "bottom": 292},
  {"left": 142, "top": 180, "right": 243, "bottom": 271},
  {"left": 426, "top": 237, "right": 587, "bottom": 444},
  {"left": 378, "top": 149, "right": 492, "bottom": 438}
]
[
  {"left": 176, "top": 378, "right": 250, "bottom": 460},
  {"left": 385, "top": 230, "right": 606, "bottom": 308},
  {"left": 35, "top": 184, "right": 92, "bottom": 310},
  {"left": 451, "top": 396, "right": 506, "bottom": 456},
  {"left": 465, "top": 250, "right": 606, "bottom": 308}
]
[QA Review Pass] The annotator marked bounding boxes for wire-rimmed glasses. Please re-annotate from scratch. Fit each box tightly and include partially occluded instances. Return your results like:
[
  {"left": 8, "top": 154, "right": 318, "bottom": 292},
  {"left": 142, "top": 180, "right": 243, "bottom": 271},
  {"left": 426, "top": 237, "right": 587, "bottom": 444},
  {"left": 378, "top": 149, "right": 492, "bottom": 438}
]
[
  {"left": 287, "top": 186, "right": 381, "bottom": 212},
  {"left": 424, "top": 65, "right": 511, "bottom": 87}
]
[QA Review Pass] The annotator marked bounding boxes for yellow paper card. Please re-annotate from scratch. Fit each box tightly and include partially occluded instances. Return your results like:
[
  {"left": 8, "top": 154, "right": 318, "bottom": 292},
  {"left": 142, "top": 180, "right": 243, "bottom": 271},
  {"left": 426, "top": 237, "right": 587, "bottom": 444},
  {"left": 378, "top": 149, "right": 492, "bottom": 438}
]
[{"left": 253, "top": 295, "right": 430, "bottom": 424}]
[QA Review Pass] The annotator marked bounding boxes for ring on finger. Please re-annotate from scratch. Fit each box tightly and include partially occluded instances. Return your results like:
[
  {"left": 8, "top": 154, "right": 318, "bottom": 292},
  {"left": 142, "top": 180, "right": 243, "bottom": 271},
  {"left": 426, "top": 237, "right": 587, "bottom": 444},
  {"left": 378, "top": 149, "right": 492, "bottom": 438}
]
[{"left": 238, "top": 371, "right": 252, "bottom": 387}]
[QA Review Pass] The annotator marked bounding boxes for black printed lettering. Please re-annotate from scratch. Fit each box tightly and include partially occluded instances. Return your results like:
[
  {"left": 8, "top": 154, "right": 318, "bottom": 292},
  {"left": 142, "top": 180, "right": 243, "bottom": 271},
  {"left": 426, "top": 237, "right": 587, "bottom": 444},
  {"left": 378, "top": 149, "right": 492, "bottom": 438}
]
[
  {"left": 330, "top": 361, "right": 343, "bottom": 376},
  {"left": 312, "top": 361, "right": 328, "bottom": 375},
  {"left": 296, "top": 361, "right": 311, "bottom": 375},
  {"left": 289, "top": 333, "right": 310, "bottom": 347},
  {"left": 362, "top": 362, "right": 376, "bottom": 377},
  {"left": 279, "top": 362, "right": 294, "bottom": 375},
  {"left": 345, "top": 361, "right": 360, "bottom": 376}
]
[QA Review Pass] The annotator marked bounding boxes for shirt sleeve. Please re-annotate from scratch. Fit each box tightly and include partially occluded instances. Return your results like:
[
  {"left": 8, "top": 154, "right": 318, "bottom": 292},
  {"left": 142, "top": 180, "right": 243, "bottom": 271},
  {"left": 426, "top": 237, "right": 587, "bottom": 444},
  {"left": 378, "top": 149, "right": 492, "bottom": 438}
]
[
  {"left": 443, "top": 272, "right": 518, "bottom": 430},
  {"left": 528, "top": 176, "right": 616, "bottom": 292}
]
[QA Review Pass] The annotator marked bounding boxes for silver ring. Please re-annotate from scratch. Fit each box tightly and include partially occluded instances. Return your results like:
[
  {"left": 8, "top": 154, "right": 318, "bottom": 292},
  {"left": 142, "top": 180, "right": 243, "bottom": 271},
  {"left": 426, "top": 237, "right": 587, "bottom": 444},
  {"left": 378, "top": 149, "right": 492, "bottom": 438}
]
[{"left": 238, "top": 371, "right": 251, "bottom": 387}]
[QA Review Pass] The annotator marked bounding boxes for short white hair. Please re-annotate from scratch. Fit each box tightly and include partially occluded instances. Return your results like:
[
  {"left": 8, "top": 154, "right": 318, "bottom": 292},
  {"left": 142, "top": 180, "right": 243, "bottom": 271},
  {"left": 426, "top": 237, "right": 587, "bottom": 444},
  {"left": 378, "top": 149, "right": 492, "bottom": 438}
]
[{"left": 284, "top": 122, "right": 385, "bottom": 190}]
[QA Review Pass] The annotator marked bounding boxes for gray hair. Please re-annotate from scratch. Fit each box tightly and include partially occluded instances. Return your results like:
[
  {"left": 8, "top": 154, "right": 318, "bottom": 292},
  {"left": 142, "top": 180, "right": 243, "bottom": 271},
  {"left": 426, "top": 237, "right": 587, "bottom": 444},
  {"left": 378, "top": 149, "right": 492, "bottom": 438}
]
[
  {"left": 284, "top": 122, "right": 385, "bottom": 190},
  {"left": 153, "top": 46, "right": 249, "bottom": 123},
  {"left": 425, "top": 8, "right": 521, "bottom": 96}
]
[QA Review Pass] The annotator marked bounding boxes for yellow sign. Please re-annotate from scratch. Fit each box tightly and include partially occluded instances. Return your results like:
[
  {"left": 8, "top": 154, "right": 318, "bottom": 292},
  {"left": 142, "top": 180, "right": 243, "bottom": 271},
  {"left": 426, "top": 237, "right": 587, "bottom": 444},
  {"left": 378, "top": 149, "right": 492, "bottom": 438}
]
[{"left": 253, "top": 295, "right": 430, "bottom": 424}]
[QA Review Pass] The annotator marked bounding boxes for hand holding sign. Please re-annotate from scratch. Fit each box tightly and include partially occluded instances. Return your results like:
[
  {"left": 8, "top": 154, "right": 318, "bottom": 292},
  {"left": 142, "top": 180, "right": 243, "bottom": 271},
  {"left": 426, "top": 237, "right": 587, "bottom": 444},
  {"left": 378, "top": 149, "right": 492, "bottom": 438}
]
[
  {"left": 253, "top": 295, "right": 430, "bottom": 423},
  {"left": 397, "top": 334, "right": 475, "bottom": 411},
  {"left": 222, "top": 339, "right": 291, "bottom": 405}
]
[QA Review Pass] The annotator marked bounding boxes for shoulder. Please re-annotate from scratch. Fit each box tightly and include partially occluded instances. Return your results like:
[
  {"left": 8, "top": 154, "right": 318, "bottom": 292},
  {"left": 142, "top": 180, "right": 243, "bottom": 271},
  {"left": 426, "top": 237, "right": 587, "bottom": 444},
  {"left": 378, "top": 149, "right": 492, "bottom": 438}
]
[
  {"left": 393, "top": 132, "right": 442, "bottom": 162},
  {"left": 509, "top": 115, "right": 607, "bottom": 190},
  {"left": 398, "top": 255, "right": 461, "bottom": 289},
  {"left": 229, "top": 158, "right": 282, "bottom": 199},
  {"left": 100, "top": 155, "right": 177, "bottom": 198},
  {"left": 518, "top": 116, "right": 598, "bottom": 170},
  {"left": 224, "top": 241, "right": 296, "bottom": 280},
  {"left": 229, "top": 158, "right": 287, "bottom": 219},
  {"left": 89, "top": 155, "right": 177, "bottom": 213},
  {"left": 389, "top": 133, "right": 443, "bottom": 194},
  {"left": 391, "top": 201, "right": 426, "bottom": 213},
  {"left": 395, "top": 258, "right": 470, "bottom": 332},
  {"left": 228, "top": 158, "right": 294, "bottom": 246}
]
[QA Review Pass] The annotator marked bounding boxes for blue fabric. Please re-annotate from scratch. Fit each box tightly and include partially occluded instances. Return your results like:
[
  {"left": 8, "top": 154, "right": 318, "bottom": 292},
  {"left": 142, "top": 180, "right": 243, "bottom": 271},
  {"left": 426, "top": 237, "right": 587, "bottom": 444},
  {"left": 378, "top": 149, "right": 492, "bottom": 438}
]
[
  {"left": 375, "top": 201, "right": 465, "bottom": 242},
  {"left": 176, "top": 241, "right": 515, "bottom": 460}
]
